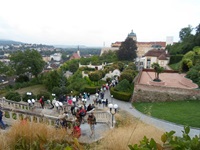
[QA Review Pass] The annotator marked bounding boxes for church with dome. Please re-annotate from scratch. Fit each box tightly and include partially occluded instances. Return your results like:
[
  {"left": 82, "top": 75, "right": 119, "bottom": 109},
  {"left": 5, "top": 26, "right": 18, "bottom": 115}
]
[
  {"left": 100, "top": 30, "right": 173, "bottom": 70},
  {"left": 127, "top": 30, "right": 137, "bottom": 41},
  {"left": 100, "top": 30, "right": 173, "bottom": 57}
]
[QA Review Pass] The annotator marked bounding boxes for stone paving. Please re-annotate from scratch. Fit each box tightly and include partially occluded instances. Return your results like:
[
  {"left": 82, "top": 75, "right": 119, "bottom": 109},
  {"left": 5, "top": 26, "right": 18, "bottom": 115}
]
[{"left": 139, "top": 71, "right": 198, "bottom": 89}]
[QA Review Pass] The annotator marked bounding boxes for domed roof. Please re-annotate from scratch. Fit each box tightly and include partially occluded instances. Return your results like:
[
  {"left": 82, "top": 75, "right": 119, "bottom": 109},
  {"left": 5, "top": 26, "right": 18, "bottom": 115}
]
[{"left": 128, "top": 30, "right": 136, "bottom": 37}]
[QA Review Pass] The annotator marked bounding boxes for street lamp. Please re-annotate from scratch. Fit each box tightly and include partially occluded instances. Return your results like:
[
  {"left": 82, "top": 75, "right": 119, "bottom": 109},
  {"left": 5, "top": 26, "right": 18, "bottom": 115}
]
[
  {"left": 108, "top": 103, "right": 118, "bottom": 127},
  {"left": 111, "top": 95, "right": 113, "bottom": 104},
  {"left": 72, "top": 97, "right": 76, "bottom": 105},
  {"left": 27, "top": 92, "right": 32, "bottom": 107}
]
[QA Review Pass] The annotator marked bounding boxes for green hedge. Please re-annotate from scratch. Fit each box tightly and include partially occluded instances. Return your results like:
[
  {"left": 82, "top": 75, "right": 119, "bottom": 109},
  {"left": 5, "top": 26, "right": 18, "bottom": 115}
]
[
  {"left": 169, "top": 55, "right": 183, "bottom": 64},
  {"left": 5, "top": 91, "right": 21, "bottom": 102},
  {"left": 84, "top": 86, "right": 101, "bottom": 94},
  {"left": 110, "top": 87, "right": 132, "bottom": 102}
]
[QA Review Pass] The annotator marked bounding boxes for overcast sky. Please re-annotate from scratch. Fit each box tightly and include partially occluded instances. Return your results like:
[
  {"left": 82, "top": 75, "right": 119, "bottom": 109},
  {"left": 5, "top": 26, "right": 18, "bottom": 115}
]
[{"left": 0, "top": 0, "right": 199, "bottom": 47}]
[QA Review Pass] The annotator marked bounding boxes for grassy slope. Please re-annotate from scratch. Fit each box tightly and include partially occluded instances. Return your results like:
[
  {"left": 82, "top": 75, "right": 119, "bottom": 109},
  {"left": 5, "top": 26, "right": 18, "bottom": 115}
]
[
  {"left": 15, "top": 84, "right": 47, "bottom": 95},
  {"left": 133, "top": 101, "right": 200, "bottom": 128},
  {"left": 168, "top": 62, "right": 181, "bottom": 71}
]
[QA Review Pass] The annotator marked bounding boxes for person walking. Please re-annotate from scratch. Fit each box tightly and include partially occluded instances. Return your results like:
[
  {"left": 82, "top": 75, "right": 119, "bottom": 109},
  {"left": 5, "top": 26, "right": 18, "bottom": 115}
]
[
  {"left": 0, "top": 106, "right": 6, "bottom": 130},
  {"left": 87, "top": 112, "right": 96, "bottom": 138},
  {"left": 39, "top": 96, "right": 45, "bottom": 109}
]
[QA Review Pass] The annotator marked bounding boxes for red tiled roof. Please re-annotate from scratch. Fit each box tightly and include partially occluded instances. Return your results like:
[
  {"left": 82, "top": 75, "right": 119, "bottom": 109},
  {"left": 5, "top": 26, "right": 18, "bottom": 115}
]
[
  {"left": 70, "top": 53, "right": 81, "bottom": 60},
  {"left": 137, "top": 41, "right": 166, "bottom": 47},
  {"left": 144, "top": 49, "right": 169, "bottom": 59},
  {"left": 158, "top": 54, "right": 168, "bottom": 60}
]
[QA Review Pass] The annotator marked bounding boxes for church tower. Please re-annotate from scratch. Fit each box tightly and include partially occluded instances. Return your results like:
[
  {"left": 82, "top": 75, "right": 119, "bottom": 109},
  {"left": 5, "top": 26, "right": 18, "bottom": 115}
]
[{"left": 127, "top": 30, "right": 137, "bottom": 41}]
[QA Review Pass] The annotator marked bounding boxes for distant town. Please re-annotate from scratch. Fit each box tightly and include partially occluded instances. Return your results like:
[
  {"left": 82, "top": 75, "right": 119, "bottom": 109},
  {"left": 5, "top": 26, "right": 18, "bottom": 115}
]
[{"left": 0, "top": 39, "right": 101, "bottom": 71}]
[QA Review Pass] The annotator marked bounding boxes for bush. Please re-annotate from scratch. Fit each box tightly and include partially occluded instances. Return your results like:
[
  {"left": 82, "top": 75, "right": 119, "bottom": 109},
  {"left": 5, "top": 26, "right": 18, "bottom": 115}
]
[
  {"left": 119, "top": 72, "right": 134, "bottom": 83},
  {"left": 115, "top": 79, "right": 132, "bottom": 92},
  {"left": 110, "top": 87, "right": 132, "bottom": 102},
  {"left": 128, "top": 126, "right": 200, "bottom": 150},
  {"left": 186, "top": 65, "right": 200, "bottom": 87},
  {"left": 84, "top": 86, "right": 101, "bottom": 94},
  {"left": 5, "top": 91, "right": 21, "bottom": 102},
  {"left": 194, "top": 55, "right": 200, "bottom": 65}
]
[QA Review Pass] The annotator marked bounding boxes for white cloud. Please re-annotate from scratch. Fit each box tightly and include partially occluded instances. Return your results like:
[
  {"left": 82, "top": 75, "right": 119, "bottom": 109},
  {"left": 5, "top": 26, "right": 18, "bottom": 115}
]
[{"left": 0, "top": 0, "right": 199, "bottom": 46}]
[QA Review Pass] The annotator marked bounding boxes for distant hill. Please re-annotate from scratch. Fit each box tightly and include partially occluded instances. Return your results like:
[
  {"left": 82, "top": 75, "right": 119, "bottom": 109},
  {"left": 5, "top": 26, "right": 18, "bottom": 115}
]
[
  {"left": 53, "top": 45, "right": 88, "bottom": 48},
  {"left": 0, "top": 39, "right": 24, "bottom": 45}
]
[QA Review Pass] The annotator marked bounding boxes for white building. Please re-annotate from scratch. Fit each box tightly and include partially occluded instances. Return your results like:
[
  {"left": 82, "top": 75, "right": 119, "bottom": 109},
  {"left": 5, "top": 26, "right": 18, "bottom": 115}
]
[
  {"left": 143, "top": 49, "right": 170, "bottom": 69},
  {"left": 50, "top": 53, "right": 62, "bottom": 61}
]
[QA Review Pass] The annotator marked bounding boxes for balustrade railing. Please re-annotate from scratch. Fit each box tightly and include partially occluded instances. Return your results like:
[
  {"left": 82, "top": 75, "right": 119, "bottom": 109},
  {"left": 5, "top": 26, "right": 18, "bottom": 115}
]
[{"left": 0, "top": 98, "right": 113, "bottom": 128}]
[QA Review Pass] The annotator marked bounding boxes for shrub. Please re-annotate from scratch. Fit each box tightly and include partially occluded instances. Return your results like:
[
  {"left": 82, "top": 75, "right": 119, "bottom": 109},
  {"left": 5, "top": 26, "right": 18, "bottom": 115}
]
[
  {"left": 115, "top": 79, "right": 132, "bottom": 92},
  {"left": 128, "top": 126, "right": 200, "bottom": 150},
  {"left": 84, "top": 86, "right": 101, "bottom": 94},
  {"left": 110, "top": 87, "right": 132, "bottom": 102},
  {"left": 119, "top": 72, "right": 134, "bottom": 83},
  {"left": 5, "top": 91, "right": 21, "bottom": 102},
  {"left": 186, "top": 65, "right": 200, "bottom": 87}
]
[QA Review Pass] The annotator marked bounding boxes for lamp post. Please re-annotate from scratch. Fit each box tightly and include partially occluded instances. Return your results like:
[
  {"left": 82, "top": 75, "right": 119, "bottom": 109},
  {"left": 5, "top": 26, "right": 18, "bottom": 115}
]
[
  {"left": 111, "top": 95, "right": 113, "bottom": 104},
  {"left": 108, "top": 103, "right": 118, "bottom": 127},
  {"left": 27, "top": 92, "right": 32, "bottom": 107},
  {"left": 72, "top": 97, "right": 76, "bottom": 106}
]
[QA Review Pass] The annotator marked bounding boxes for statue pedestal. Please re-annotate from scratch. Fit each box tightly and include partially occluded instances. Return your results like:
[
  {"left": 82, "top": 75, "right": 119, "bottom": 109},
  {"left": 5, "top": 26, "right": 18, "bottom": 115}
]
[{"left": 149, "top": 80, "right": 166, "bottom": 86}]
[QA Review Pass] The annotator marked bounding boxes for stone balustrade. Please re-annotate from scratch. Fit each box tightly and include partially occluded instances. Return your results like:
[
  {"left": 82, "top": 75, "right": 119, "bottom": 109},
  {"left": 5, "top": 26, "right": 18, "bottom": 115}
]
[
  {"left": 1, "top": 107, "right": 73, "bottom": 127},
  {"left": 0, "top": 98, "right": 113, "bottom": 128}
]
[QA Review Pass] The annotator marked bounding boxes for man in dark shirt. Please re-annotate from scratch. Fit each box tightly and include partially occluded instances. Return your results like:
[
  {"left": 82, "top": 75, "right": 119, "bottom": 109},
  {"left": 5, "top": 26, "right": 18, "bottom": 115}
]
[{"left": 0, "top": 106, "right": 6, "bottom": 129}]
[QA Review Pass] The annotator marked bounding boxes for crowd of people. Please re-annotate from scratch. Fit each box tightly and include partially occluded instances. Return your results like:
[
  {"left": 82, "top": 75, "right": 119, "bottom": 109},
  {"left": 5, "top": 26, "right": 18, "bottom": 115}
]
[{"left": 5, "top": 80, "right": 116, "bottom": 137}]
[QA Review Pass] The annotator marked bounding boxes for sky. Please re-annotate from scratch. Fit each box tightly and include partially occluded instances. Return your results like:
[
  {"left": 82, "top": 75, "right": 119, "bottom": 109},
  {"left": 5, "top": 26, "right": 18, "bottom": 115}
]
[{"left": 0, "top": 0, "right": 200, "bottom": 47}]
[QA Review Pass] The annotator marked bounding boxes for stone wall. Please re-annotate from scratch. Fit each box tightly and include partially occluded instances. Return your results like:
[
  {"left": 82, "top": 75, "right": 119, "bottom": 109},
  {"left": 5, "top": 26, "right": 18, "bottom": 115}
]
[{"left": 132, "top": 84, "right": 200, "bottom": 102}]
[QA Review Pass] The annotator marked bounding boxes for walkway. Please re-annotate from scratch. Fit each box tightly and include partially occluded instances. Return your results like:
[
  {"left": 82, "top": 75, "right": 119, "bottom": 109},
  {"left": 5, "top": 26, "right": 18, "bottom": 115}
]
[{"left": 103, "top": 91, "right": 200, "bottom": 138}]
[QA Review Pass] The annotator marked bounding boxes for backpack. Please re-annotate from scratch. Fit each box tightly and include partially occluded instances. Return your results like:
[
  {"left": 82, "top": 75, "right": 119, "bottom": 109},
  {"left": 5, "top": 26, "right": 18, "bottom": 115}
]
[{"left": 80, "top": 110, "right": 86, "bottom": 117}]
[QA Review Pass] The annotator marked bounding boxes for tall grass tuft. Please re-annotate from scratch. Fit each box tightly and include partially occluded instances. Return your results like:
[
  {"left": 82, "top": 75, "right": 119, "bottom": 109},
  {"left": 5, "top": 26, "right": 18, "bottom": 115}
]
[{"left": 0, "top": 121, "right": 83, "bottom": 150}]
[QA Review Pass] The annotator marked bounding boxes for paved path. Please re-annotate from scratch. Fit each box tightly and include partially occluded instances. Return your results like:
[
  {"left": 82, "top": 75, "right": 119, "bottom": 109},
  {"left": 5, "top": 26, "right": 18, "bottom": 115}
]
[{"left": 103, "top": 90, "right": 200, "bottom": 138}]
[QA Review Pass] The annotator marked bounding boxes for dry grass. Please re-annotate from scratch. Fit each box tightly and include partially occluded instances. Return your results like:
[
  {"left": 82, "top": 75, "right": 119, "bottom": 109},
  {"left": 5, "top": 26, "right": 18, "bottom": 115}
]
[
  {"left": 91, "top": 110, "right": 165, "bottom": 150},
  {"left": 0, "top": 121, "right": 76, "bottom": 150}
]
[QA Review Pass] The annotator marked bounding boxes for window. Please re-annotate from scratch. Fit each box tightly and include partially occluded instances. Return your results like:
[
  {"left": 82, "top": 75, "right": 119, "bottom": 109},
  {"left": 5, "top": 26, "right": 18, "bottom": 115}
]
[{"left": 147, "top": 58, "right": 151, "bottom": 68}]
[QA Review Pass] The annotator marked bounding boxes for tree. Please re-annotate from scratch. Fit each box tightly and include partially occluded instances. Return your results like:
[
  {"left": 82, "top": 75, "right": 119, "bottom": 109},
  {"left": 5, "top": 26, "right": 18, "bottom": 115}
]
[
  {"left": 44, "top": 70, "right": 61, "bottom": 91},
  {"left": 88, "top": 71, "right": 102, "bottom": 85},
  {"left": 10, "top": 49, "right": 45, "bottom": 78},
  {"left": 151, "top": 63, "right": 164, "bottom": 81},
  {"left": 117, "top": 37, "right": 137, "bottom": 61},
  {"left": 179, "top": 25, "right": 193, "bottom": 42},
  {"left": 194, "top": 24, "right": 200, "bottom": 46},
  {"left": 0, "top": 61, "right": 14, "bottom": 76}
]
